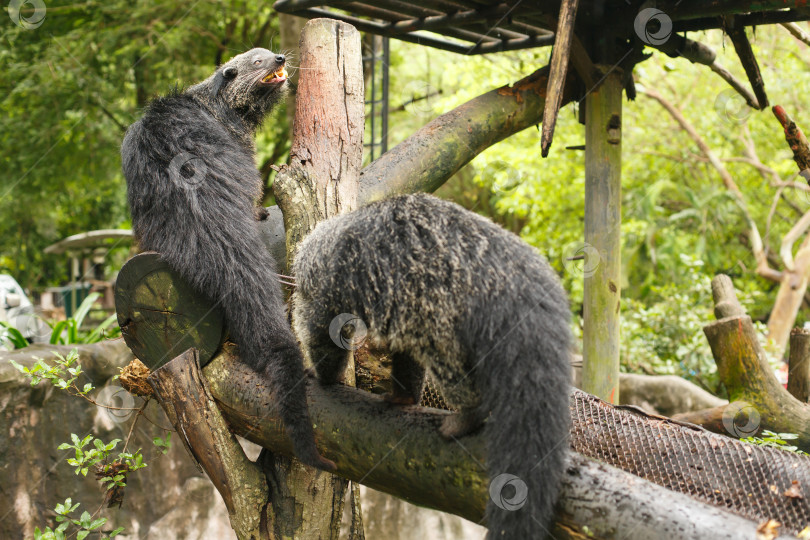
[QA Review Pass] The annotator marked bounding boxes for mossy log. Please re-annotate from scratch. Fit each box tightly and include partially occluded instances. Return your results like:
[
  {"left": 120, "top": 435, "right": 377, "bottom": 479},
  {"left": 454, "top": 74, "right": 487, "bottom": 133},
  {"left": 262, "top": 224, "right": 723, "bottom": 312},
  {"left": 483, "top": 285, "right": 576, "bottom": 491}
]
[{"left": 674, "top": 275, "right": 810, "bottom": 451}]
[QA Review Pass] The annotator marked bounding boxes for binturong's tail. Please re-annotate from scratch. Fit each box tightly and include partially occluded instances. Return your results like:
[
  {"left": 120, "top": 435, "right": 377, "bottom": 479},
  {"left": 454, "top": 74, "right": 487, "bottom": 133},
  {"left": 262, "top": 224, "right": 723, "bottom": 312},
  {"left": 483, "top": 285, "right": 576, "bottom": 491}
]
[
  {"left": 475, "top": 288, "right": 571, "bottom": 538},
  {"left": 121, "top": 118, "right": 335, "bottom": 472}
]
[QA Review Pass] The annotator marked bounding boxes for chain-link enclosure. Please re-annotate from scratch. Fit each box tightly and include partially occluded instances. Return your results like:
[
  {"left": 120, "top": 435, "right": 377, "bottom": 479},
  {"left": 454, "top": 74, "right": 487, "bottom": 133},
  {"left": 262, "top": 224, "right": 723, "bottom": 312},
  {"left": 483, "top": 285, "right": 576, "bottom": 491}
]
[{"left": 420, "top": 382, "right": 810, "bottom": 534}]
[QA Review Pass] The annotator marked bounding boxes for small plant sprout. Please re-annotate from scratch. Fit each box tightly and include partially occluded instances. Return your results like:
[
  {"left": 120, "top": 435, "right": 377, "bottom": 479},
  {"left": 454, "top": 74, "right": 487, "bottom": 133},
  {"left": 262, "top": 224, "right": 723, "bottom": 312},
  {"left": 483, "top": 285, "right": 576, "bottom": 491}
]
[{"left": 33, "top": 497, "right": 124, "bottom": 540}]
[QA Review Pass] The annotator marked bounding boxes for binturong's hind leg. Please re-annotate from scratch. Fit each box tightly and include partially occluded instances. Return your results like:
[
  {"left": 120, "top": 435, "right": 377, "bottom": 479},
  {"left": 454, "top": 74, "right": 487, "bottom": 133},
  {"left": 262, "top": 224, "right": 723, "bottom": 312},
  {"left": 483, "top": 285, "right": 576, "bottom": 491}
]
[
  {"left": 294, "top": 303, "right": 354, "bottom": 385},
  {"left": 385, "top": 352, "right": 426, "bottom": 405},
  {"left": 307, "top": 326, "right": 352, "bottom": 385}
]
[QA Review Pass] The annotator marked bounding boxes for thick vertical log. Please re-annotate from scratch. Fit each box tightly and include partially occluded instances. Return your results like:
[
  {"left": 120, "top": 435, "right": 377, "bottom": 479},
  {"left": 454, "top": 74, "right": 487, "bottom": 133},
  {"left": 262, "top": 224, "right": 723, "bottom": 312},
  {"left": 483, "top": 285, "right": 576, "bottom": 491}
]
[
  {"left": 582, "top": 69, "right": 622, "bottom": 403},
  {"left": 788, "top": 328, "right": 810, "bottom": 403},
  {"left": 274, "top": 18, "right": 364, "bottom": 262},
  {"left": 270, "top": 18, "right": 365, "bottom": 540}
]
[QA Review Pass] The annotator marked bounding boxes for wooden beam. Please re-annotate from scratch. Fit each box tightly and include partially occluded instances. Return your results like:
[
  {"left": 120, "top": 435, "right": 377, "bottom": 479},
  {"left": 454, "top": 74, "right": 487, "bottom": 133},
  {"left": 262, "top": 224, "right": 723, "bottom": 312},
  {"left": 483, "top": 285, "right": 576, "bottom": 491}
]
[
  {"left": 541, "top": 0, "right": 579, "bottom": 157},
  {"left": 581, "top": 68, "right": 622, "bottom": 404},
  {"left": 724, "top": 17, "right": 768, "bottom": 109}
]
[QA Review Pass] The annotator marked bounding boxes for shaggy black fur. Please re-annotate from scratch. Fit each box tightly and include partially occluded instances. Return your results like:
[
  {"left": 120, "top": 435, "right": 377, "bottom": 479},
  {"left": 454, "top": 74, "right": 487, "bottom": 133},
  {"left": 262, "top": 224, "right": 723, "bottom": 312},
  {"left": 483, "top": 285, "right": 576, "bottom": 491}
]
[
  {"left": 121, "top": 48, "right": 335, "bottom": 471},
  {"left": 292, "top": 193, "right": 571, "bottom": 538}
]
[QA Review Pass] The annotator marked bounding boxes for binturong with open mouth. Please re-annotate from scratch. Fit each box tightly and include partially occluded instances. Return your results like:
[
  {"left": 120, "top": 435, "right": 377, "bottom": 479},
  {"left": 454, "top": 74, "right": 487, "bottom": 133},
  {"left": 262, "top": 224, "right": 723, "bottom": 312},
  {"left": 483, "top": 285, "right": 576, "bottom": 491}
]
[{"left": 120, "top": 48, "right": 336, "bottom": 472}]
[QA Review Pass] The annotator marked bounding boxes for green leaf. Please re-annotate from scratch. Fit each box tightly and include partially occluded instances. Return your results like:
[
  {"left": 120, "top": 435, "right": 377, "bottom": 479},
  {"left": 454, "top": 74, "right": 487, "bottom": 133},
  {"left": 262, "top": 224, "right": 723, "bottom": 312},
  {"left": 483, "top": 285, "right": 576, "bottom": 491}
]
[
  {"left": 109, "top": 526, "right": 125, "bottom": 537},
  {"left": 82, "top": 313, "right": 119, "bottom": 343},
  {"left": 0, "top": 321, "right": 29, "bottom": 349},
  {"left": 72, "top": 292, "right": 100, "bottom": 331},
  {"left": 49, "top": 321, "right": 70, "bottom": 345},
  {"left": 8, "top": 359, "right": 26, "bottom": 373},
  {"left": 77, "top": 531, "right": 89, "bottom": 540}
]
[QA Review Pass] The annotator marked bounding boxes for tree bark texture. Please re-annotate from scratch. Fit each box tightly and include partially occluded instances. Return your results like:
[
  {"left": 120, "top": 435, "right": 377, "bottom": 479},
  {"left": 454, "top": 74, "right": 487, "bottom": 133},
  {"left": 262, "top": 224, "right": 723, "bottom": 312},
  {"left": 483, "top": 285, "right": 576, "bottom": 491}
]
[
  {"left": 274, "top": 18, "right": 364, "bottom": 265},
  {"left": 674, "top": 275, "right": 810, "bottom": 451},
  {"left": 788, "top": 328, "right": 810, "bottom": 403},
  {"left": 270, "top": 18, "right": 365, "bottom": 539},
  {"left": 148, "top": 348, "right": 268, "bottom": 540}
]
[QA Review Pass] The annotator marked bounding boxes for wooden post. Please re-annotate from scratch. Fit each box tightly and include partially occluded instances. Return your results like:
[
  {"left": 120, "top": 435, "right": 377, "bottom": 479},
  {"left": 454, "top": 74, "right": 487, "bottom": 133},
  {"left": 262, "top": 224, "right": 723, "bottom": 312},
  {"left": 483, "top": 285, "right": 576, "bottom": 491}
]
[
  {"left": 581, "top": 68, "right": 622, "bottom": 403},
  {"left": 788, "top": 327, "right": 810, "bottom": 403}
]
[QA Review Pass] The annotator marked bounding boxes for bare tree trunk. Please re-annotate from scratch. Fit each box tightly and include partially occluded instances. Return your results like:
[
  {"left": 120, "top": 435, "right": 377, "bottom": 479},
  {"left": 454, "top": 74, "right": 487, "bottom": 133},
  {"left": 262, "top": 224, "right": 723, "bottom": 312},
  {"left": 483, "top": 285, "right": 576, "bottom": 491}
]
[{"left": 269, "top": 17, "right": 365, "bottom": 539}]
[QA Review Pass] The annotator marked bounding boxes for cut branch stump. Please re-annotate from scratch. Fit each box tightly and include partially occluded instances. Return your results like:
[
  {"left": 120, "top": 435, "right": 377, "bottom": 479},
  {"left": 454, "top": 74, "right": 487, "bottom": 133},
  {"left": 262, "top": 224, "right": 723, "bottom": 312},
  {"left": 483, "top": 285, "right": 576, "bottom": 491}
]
[{"left": 674, "top": 275, "right": 810, "bottom": 451}]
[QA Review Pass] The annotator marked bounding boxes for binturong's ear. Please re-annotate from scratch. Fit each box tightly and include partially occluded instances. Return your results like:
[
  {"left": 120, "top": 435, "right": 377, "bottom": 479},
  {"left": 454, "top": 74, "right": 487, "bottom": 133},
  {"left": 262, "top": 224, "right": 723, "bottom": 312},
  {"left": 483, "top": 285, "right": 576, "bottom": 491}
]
[{"left": 210, "top": 66, "right": 238, "bottom": 99}]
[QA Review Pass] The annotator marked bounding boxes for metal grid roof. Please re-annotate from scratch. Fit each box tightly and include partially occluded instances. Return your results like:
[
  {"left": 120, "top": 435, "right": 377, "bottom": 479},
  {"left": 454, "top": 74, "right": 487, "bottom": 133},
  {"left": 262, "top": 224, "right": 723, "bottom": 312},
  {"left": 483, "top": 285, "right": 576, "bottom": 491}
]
[{"left": 274, "top": 0, "right": 810, "bottom": 55}]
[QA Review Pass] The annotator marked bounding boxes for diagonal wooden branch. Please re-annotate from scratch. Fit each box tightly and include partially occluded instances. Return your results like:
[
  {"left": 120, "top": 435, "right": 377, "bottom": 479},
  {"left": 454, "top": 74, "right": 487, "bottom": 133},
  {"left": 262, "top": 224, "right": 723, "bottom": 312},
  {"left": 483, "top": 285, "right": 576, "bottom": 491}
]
[
  {"left": 724, "top": 17, "right": 768, "bottom": 109},
  {"left": 201, "top": 345, "right": 788, "bottom": 540},
  {"left": 781, "top": 22, "right": 810, "bottom": 48},
  {"left": 650, "top": 34, "right": 759, "bottom": 108},
  {"left": 148, "top": 348, "right": 268, "bottom": 540},
  {"left": 260, "top": 61, "right": 576, "bottom": 272},
  {"left": 773, "top": 105, "right": 810, "bottom": 182},
  {"left": 541, "top": 0, "right": 579, "bottom": 157},
  {"left": 359, "top": 63, "right": 578, "bottom": 203}
]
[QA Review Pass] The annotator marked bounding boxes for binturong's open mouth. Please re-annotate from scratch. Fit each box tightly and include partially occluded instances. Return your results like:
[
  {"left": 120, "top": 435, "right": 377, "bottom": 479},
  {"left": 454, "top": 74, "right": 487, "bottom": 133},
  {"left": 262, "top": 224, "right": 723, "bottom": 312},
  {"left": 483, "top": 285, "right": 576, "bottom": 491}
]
[{"left": 261, "top": 66, "right": 287, "bottom": 85}]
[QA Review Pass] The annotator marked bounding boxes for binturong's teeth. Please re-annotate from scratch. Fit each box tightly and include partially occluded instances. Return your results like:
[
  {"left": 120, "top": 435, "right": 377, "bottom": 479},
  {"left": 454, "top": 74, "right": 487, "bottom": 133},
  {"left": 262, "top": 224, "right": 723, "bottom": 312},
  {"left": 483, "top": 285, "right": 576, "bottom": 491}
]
[{"left": 262, "top": 67, "right": 286, "bottom": 83}]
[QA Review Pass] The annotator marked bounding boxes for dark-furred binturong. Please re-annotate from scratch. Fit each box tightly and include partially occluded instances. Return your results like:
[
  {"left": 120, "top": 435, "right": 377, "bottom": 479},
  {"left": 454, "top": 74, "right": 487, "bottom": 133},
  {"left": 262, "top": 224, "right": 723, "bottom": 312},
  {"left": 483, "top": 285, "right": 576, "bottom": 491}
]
[
  {"left": 120, "top": 48, "right": 335, "bottom": 472},
  {"left": 292, "top": 193, "right": 571, "bottom": 538}
]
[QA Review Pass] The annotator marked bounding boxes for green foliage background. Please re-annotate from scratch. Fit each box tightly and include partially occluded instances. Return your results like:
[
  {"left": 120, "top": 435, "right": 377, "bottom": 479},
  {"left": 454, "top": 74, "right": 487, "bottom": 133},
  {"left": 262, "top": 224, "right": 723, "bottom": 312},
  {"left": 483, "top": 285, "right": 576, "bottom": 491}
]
[{"left": 3, "top": 4, "right": 809, "bottom": 387}]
